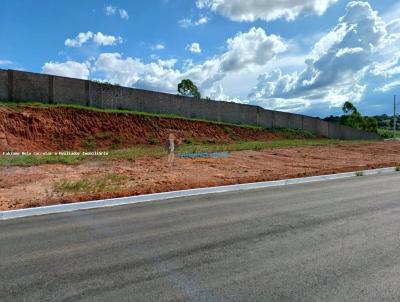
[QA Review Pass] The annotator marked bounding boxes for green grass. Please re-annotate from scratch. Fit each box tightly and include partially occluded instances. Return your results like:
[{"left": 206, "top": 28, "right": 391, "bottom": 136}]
[
  {"left": 355, "top": 171, "right": 364, "bottom": 177},
  {"left": 378, "top": 128, "right": 400, "bottom": 139},
  {"left": 0, "top": 153, "right": 86, "bottom": 166},
  {"left": 270, "top": 127, "right": 315, "bottom": 139},
  {"left": 53, "top": 173, "right": 127, "bottom": 194}
]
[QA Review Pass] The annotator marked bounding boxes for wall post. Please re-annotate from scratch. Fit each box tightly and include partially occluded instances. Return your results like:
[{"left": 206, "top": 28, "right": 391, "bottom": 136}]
[
  {"left": 48, "top": 75, "right": 54, "bottom": 104},
  {"left": 7, "top": 69, "right": 13, "bottom": 101},
  {"left": 85, "top": 80, "right": 90, "bottom": 106}
]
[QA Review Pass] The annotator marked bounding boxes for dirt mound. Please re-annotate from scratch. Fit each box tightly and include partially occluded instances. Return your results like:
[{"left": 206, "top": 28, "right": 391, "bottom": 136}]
[{"left": 0, "top": 105, "right": 307, "bottom": 152}]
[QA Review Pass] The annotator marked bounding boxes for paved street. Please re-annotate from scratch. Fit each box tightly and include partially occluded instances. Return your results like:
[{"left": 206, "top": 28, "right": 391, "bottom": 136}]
[{"left": 1, "top": 173, "right": 400, "bottom": 301}]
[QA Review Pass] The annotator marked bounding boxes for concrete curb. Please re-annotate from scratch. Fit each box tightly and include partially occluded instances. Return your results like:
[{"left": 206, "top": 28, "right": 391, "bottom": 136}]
[{"left": 1, "top": 167, "right": 397, "bottom": 220}]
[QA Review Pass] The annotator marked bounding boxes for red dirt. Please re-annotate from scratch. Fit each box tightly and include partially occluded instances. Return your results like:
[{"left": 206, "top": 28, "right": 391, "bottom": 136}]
[
  {"left": 0, "top": 106, "right": 296, "bottom": 152},
  {"left": 1, "top": 142, "right": 399, "bottom": 211}
]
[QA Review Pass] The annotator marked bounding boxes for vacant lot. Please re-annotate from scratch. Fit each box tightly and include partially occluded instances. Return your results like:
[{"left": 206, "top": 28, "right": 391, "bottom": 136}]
[{"left": 1, "top": 141, "right": 399, "bottom": 210}]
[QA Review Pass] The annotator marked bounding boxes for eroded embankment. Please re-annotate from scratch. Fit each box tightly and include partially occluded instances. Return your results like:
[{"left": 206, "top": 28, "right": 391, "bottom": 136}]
[{"left": 0, "top": 105, "right": 310, "bottom": 152}]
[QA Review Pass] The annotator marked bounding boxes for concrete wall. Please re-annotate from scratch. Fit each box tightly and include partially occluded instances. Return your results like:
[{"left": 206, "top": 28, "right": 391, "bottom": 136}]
[
  {"left": 12, "top": 70, "right": 50, "bottom": 102},
  {"left": 53, "top": 76, "right": 88, "bottom": 106},
  {"left": 0, "top": 69, "right": 380, "bottom": 140},
  {"left": 0, "top": 69, "right": 8, "bottom": 100}
]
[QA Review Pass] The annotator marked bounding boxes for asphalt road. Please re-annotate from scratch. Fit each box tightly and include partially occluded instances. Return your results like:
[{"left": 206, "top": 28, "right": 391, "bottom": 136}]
[{"left": 2, "top": 173, "right": 400, "bottom": 302}]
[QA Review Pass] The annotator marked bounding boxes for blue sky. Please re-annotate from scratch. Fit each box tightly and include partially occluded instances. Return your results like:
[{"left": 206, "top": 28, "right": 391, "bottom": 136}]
[{"left": 1, "top": 0, "right": 399, "bottom": 117}]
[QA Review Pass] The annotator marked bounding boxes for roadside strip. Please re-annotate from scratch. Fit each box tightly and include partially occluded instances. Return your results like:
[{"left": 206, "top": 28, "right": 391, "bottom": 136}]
[{"left": 1, "top": 167, "right": 397, "bottom": 220}]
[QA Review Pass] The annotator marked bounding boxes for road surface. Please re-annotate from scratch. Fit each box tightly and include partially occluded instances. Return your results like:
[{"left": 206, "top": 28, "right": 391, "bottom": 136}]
[{"left": 1, "top": 173, "right": 400, "bottom": 301}]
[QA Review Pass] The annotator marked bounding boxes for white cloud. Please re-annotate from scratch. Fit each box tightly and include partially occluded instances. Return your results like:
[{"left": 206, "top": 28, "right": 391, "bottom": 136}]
[
  {"left": 65, "top": 31, "right": 123, "bottom": 47},
  {"left": 196, "top": 0, "right": 338, "bottom": 22},
  {"left": 94, "top": 53, "right": 181, "bottom": 91},
  {"left": 93, "top": 32, "right": 123, "bottom": 46},
  {"left": 370, "top": 54, "right": 400, "bottom": 78},
  {"left": 157, "top": 59, "right": 177, "bottom": 68},
  {"left": 65, "top": 31, "right": 93, "bottom": 47},
  {"left": 105, "top": 5, "right": 117, "bottom": 15},
  {"left": 248, "top": 1, "right": 391, "bottom": 111},
  {"left": 186, "top": 42, "right": 202, "bottom": 54},
  {"left": 118, "top": 9, "right": 129, "bottom": 20},
  {"left": 179, "top": 16, "right": 209, "bottom": 28},
  {"left": 376, "top": 80, "right": 400, "bottom": 93},
  {"left": 42, "top": 61, "right": 90, "bottom": 80},
  {"left": 93, "top": 27, "right": 286, "bottom": 94},
  {"left": 104, "top": 5, "right": 129, "bottom": 20},
  {"left": 206, "top": 84, "right": 241, "bottom": 102},
  {"left": 151, "top": 43, "right": 165, "bottom": 51},
  {"left": 0, "top": 60, "right": 12, "bottom": 65}
]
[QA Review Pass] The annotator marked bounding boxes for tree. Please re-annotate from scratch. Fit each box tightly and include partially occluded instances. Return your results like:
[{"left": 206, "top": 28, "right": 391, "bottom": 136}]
[
  {"left": 364, "top": 117, "right": 378, "bottom": 133},
  {"left": 342, "top": 101, "right": 357, "bottom": 114},
  {"left": 340, "top": 101, "right": 378, "bottom": 133},
  {"left": 177, "top": 79, "right": 201, "bottom": 98}
]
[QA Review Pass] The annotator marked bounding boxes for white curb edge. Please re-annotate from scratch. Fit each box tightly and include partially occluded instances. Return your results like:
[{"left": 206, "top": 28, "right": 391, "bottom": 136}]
[{"left": 1, "top": 167, "right": 397, "bottom": 220}]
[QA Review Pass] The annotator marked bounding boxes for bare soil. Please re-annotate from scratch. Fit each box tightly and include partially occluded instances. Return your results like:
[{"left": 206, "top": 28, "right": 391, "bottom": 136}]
[
  {"left": 1, "top": 142, "right": 399, "bottom": 211},
  {"left": 0, "top": 105, "right": 301, "bottom": 152}
]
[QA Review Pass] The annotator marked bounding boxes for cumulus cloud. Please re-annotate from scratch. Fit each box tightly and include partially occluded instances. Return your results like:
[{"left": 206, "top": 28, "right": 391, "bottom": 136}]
[
  {"left": 206, "top": 84, "right": 241, "bottom": 103},
  {"left": 179, "top": 16, "right": 209, "bottom": 28},
  {"left": 94, "top": 53, "right": 181, "bottom": 91},
  {"left": 0, "top": 60, "right": 12, "bottom": 65},
  {"left": 42, "top": 61, "right": 90, "bottom": 80},
  {"left": 186, "top": 42, "right": 202, "bottom": 54},
  {"left": 196, "top": 0, "right": 338, "bottom": 22},
  {"left": 118, "top": 9, "right": 129, "bottom": 20},
  {"left": 65, "top": 31, "right": 93, "bottom": 47},
  {"left": 65, "top": 31, "right": 123, "bottom": 47},
  {"left": 93, "top": 27, "right": 286, "bottom": 94},
  {"left": 248, "top": 1, "right": 393, "bottom": 111},
  {"left": 93, "top": 32, "right": 123, "bottom": 46},
  {"left": 104, "top": 5, "right": 129, "bottom": 20},
  {"left": 151, "top": 43, "right": 165, "bottom": 51}
]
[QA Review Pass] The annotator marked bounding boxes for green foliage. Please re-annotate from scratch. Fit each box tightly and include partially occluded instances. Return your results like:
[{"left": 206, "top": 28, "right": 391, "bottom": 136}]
[
  {"left": 364, "top": 117, "right": 378, "bottom": 133},
  {"left": 355, "top": 171, "right": 364, "bottom": 177},
  {"left": 342, "top": 101, "right": 357, "bottom": 114},
  {"left": 325, "top": 102, "right": 378, "bottom": 133},
  {"left": 177, "top": 79, "right": 201, "bottom": 98},
  {"left": 183, "top": 138, "right": 196, "bottom": 145},
  {"left": 81, "top": 136, "right": 96, "bottom": 150},
  {"left": 147, "top": 135, "right": 158, "bottom": 145},
  {"left": 54, "top": 173, "right": 127, "bottom": 194},
  {"left": 111, "top": 136, "right": 122, "bottom": 149},
  {"left": 271, "top": 128, "right": 315, "bottom": 139},
  {"left": 0, "top": 153, "right": 85, "bottom": 166},
  {"left": 222, "top": 125, "right": 238, "bottom": 140}
]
